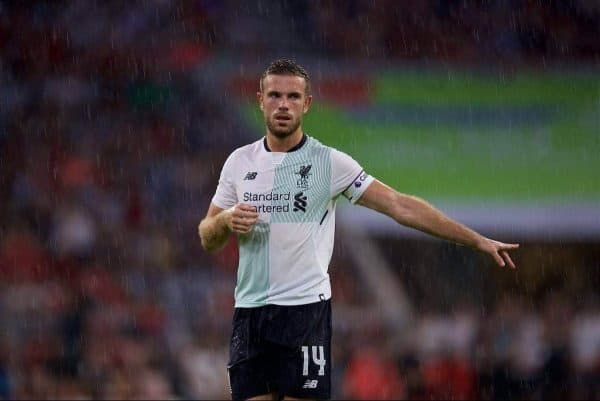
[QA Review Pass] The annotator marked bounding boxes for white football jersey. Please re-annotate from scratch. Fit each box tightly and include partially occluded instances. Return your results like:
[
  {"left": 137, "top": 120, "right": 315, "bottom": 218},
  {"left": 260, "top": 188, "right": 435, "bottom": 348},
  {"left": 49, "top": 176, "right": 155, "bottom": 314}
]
[{"left": 211, "top": 134, "right": 374, "bottom": 307}]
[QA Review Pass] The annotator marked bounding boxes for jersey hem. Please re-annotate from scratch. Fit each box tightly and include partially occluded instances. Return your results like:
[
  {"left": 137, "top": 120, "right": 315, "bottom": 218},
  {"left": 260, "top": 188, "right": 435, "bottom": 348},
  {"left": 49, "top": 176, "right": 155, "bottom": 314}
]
[
  {"left": 234, "top": 301, "right": 268, "bottom": 308},
  {"left": 235, "top": 294, "right": 332, "bottom": 308}
]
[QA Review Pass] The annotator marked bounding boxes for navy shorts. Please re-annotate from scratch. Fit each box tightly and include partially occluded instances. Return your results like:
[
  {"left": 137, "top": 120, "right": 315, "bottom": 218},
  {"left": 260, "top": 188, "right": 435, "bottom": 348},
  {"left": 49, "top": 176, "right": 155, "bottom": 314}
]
[{"left": 227, "top": 299, "right": 332, "bottom": 400}]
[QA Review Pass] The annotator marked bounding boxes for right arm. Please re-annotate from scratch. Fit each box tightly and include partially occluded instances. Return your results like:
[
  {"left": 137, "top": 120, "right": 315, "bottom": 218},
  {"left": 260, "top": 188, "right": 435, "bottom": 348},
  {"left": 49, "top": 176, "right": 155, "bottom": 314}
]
[
  {"left": 198, "top": 203, "right": 259, "bottom": 252},
  {"left": 356, "top": 179, "right": 518, "bottom": 268}
]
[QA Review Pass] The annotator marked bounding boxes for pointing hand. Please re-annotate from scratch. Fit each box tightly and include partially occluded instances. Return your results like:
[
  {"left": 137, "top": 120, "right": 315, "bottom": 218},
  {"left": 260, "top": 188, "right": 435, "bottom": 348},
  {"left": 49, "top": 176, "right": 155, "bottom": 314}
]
[{"left": 477, "top": 238, "right": 520, "bottom": 269}]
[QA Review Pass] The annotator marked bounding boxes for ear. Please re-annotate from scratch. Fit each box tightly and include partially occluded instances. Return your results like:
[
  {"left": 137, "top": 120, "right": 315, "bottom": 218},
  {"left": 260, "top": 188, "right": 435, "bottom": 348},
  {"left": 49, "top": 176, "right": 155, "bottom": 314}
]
[
  {"left": 257, "top": 91, "right": 264, "bottom": 111},
  {"left": 303, "top": 95, "right": 312, "bottom": 114}
]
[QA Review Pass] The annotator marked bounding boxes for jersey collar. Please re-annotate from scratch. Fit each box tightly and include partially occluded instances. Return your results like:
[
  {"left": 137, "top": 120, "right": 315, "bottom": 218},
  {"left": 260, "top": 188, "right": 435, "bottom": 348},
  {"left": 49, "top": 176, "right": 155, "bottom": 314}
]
[{"left": 263, "top": 134, "right": 307, "bottom": 153}]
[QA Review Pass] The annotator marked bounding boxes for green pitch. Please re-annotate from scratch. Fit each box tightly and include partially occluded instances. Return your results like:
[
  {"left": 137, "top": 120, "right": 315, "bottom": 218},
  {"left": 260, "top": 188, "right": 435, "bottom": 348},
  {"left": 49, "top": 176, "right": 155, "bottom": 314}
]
[{"left": 242, "top": 69, "right": 599, "bottom": 202}]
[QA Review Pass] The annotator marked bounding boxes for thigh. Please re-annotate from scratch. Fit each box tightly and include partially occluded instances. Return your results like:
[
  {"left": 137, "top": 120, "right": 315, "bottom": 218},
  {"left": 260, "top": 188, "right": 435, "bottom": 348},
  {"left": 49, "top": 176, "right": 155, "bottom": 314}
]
[
  {"left": 228, "top": 308, "right": 271, "bottom": 400},
  {"left": 228, "top": 356, "right": 271, "bottom": 401},
  {"left": 268, "top": 301, "right": 332, "bottom": 400}
]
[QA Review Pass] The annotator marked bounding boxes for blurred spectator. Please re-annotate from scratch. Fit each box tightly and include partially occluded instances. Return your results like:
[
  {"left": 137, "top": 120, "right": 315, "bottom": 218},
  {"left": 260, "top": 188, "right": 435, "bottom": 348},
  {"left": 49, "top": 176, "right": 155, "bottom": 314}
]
[
  {"left": 178, "top": 328, "right": 230, "bottom": 400},
  {"left": 0, "top": 1, "right": 598, "bottom": 399},
  {"left": 341, "top": 324, "right": 407, "bottom": 399},
  {"left": 343, "top": 345, "right": 406, "bottom": 400}
]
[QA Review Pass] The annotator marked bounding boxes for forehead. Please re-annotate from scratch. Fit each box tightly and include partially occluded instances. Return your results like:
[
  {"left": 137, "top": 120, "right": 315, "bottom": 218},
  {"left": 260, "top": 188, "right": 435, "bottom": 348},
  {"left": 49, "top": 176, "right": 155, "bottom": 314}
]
[{"left": 262, "top": 74, "right": 307, "bottom": 93}]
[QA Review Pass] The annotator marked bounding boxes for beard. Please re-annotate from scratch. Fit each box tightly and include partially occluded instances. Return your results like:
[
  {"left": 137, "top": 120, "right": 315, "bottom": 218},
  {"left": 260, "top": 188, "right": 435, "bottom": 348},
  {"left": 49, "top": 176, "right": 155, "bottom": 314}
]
[{"left": 265, "top": 116, "right": 301, "bottom": 138}]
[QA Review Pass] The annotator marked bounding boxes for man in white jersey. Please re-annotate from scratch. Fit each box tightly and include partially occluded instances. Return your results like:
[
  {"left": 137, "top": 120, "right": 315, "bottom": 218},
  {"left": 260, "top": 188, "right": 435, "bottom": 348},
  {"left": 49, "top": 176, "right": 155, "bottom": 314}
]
[{"left": 199, "top": 59, "right": 519, "bottom": 400}]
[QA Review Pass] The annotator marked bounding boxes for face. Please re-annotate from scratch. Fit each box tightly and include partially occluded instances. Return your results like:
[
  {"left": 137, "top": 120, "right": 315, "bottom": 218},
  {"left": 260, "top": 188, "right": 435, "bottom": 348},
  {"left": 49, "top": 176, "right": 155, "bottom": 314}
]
[{"left": 258, "top": 74, "right": 312, "bottom": 139}]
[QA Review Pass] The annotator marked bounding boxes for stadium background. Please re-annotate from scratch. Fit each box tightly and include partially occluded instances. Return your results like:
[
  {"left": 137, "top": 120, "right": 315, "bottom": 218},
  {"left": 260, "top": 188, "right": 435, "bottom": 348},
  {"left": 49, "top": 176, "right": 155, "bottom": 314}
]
[{"left": 0, "top": 0, "right": 599, "bottom": 399}]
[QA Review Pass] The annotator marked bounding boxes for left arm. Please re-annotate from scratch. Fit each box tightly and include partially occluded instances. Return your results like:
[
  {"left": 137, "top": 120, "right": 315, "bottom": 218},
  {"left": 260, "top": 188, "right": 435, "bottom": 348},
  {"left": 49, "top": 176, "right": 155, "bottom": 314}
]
[{"left": 357, "top": 180, "right": 519, "bottom": 268}]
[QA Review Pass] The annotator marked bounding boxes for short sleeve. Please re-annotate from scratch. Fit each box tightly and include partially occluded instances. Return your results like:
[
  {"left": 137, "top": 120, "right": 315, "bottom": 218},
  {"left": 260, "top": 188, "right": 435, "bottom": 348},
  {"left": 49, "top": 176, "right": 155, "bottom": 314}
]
[
  {"left": 211, "top": 152, "right": 238, "bottom": 209},
  {"left": 330, "top": 149, "right": 375, "bottom": 204}
]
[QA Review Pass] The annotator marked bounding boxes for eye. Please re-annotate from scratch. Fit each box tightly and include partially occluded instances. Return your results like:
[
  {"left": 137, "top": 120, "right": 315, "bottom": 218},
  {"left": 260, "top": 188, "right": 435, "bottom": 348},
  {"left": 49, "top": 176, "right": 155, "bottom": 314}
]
[{"left": 289, "top": 93, "right": 301, "bottom": 100}]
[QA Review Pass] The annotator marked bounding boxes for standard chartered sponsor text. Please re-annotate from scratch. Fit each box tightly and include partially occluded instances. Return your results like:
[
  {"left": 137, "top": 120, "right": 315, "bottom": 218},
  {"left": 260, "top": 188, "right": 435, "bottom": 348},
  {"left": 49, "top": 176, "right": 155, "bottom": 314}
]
[
  {"left": 243, "top": 191, "right": 291, "bottom": 213},
  {"left": 243, "top": 191, "right": 291, "bottom": 202}
]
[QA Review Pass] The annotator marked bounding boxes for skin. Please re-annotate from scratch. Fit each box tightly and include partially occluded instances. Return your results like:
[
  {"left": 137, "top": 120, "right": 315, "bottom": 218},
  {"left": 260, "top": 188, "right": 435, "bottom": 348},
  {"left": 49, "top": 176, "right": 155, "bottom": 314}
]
[
  {"left": 198, "top": 74, "right": 311, "bottom": 252},
  {"left": 198, "top": 72, "right": 519, "bottom": 400}
]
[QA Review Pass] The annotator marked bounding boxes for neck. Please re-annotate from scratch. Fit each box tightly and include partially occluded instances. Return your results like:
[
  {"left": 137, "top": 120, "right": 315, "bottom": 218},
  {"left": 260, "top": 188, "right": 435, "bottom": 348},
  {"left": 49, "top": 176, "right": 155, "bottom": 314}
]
[{"left": 265, "top": 129, "right": 304, "bottom": 152}]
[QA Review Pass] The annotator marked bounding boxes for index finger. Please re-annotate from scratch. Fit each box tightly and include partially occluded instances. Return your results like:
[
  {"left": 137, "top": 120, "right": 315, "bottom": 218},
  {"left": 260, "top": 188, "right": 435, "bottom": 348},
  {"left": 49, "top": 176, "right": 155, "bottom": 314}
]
[
  {"left": 237, "top": 203, "right": 257, "bottom": 212},
  {"left": 235, "top": 204, "right": 259, "bottom": 217},
  {"left": 501, "top": 250, "right": 516, "bottom": 269}
]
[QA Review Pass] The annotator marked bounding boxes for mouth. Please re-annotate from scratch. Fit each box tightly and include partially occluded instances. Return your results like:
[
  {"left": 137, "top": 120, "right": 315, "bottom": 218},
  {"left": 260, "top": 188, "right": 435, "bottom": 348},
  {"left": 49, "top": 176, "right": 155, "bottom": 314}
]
[{"left": 274, "top": 114, "right": 292, "bottom": 122}]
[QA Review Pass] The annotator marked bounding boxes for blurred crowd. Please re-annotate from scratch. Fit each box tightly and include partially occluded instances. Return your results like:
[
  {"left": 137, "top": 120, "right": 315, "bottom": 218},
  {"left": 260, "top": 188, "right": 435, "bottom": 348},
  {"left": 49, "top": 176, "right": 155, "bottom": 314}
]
[
  {"left": 206, "top": 0, "right": 600, "bottom": 63},
  {"left": 335, "top": 294, "right": 600, "bottom": 400},
  {"left": 0, "top": 0, "right": 599, "bottom": 399},
  {"left": 296, "top": 0, "right": 600, "bottom": 62},
  {"left": 0, "top": 1, "right": 241, "bottom": 399}
]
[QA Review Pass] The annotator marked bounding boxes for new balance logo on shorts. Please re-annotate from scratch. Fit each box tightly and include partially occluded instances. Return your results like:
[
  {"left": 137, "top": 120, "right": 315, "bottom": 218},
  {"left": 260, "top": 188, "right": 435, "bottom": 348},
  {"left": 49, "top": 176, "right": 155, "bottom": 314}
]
[{"left": 302, "top": 379, "right": 318, "bottom": 389}]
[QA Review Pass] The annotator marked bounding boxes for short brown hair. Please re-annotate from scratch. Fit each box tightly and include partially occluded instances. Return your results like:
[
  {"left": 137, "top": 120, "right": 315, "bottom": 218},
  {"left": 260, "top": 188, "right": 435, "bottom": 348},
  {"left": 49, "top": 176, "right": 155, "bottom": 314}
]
[{"left": 260, "top": 59, "right": 310, "bottom": 94}]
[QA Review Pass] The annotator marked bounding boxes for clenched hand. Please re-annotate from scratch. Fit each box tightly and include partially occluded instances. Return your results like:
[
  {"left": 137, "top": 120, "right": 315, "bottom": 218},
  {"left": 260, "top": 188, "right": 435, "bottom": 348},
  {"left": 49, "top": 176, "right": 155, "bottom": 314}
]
[{"left": 226, "top": 203, "right": 259, "bottom": 234}]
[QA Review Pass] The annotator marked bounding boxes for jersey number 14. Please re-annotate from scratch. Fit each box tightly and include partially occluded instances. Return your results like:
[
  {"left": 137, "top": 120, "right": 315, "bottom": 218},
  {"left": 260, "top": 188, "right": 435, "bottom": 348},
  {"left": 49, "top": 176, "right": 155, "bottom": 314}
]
[{"left": 301, "top": 345, "right": 326, "bottom": 376}]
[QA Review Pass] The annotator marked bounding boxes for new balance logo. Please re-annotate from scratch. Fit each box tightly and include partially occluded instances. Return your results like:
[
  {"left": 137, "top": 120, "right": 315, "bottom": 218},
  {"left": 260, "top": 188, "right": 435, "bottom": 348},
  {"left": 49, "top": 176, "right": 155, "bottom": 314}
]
[
  {"left": 293, "top": 192, "right": 307, "bottom": 212},
  {"left": 244, "top": 172, "right": 257, "bottom": 180},
  {"left": 302, "top": 380, "right": 318, "bottom": 389}
]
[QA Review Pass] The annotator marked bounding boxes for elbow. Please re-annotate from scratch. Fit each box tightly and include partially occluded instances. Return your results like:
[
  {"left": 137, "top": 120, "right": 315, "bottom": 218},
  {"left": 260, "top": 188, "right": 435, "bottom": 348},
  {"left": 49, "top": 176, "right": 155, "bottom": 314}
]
[
  {"left": 198, "top": 222, "right": 224, "bottom": 253},
  {"left": 199, "top": 233, "right": 210, "bottom": 252},
  {"left": 201, "top": 240, "right": 216, "bottom": 253},
  {"left": 200, "top": 234, "right": 218, "bottom": 253},
  {"left": 198, "top": 222, "right": 212, "bottom": 252}
]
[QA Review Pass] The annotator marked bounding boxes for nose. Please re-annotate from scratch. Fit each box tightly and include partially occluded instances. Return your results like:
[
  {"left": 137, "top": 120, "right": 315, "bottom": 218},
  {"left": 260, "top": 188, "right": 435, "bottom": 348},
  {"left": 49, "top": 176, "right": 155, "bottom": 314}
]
[{"left": 277, "top": 97, "right": 289, "bottom": 110}]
